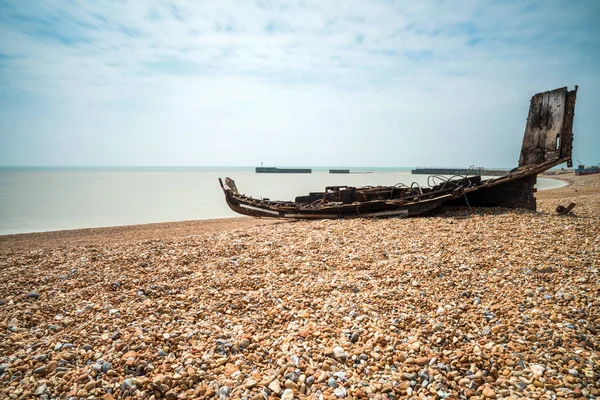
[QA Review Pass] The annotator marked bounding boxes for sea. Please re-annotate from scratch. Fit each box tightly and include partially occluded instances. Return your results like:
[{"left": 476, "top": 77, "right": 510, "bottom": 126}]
[{"left": 0, "top": 167, "right": 568, "bottom": 235}]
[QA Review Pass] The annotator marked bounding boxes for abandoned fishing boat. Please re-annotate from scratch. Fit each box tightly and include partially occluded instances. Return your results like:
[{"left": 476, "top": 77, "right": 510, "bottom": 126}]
[{"left": 219, "top": 86, "right": 578, "bottom": 219}]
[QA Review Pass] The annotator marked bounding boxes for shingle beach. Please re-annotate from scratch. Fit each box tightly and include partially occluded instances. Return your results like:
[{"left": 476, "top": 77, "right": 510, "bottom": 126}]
[{"left": 1, "top": 173, "right": 599, "bottom": 399}]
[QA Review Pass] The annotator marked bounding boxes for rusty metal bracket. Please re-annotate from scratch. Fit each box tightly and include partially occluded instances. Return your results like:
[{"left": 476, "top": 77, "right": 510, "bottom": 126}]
[{"left": 556, "top": 202, "right": 576, "bottom": 215}]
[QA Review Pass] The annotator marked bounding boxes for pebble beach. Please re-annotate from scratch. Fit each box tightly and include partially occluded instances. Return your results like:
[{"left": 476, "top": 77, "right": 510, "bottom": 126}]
[{"left": 1, "top": 173, "right": 598, "bottom": 400}]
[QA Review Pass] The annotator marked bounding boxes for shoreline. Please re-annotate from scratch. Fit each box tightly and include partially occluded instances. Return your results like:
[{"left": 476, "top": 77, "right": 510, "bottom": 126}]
[
  {"left": 539, "top": 173, "right": 571, "bottom": 188},
  {"left": 0, "top": 217, "right": 281, "bottom": 253},
  {"left": 0, "top": 173, "right": 592, "bottom": 253},
  {"left": 0, "top": 176, "right": 571, "bottom": 239},
  {"left": 1, "top": 173, "right": 597, "bottom": 254}
]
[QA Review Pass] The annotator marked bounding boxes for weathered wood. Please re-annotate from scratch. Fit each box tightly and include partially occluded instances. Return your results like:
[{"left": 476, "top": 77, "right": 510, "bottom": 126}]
[
  {"left": 560, "top": 87, "right": 578, "bottom": 167},
  {"left": 447, "top": 175, "right": 537, "bottom": 210},
  {"left": 514, "top": 86, "right": 577, "bottom": 209},
  {"left": 519, "top": 86, "right": 577, "bottom": 167}
]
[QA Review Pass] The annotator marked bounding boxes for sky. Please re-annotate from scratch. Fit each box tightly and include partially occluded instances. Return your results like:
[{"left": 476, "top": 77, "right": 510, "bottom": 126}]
[{"left": 0, "top": 0, "right": 598, "bottom": 168}]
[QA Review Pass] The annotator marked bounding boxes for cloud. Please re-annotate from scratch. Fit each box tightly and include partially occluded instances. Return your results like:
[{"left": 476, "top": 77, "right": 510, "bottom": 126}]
[{"left": 0, "top": 0, "right": 598, "bottom": 167}]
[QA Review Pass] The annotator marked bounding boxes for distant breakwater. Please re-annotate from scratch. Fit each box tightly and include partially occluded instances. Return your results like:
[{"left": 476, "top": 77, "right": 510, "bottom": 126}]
[
  {"left": 255, "top": 167, "right": 312, "bottom": 173},
  {"left": 411, "top": 167, "right": 510, "bottom": 176}
]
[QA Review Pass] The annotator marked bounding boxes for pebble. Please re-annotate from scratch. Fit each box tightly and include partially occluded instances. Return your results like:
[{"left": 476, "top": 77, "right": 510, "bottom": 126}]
[
  {"left": 268, "top": 380, "right": 282, "bottom": 395},
  {"left": 218, "top": 385, "right": 231, "bottom": 397},
  {"left": 165, "top": 392, "right": 178, "bottom": 400},
  {"left": 35, "top": 384, "right": 47, "bottom": 395},
  {"left": 333, "top": 346, "right": 347, "bottom": 360},
  {"left": 33, "top": 366, "right": 46, "bottom": 375},
  {"left": 281, "top": 389, "right": 294, "bottom": 400},
  {"left": 0, "top": 178, "right": 598, "bottom": 400},
  {"left": 415, "top": 357, "right": 429, "bottom": 366},
  {"left": 305, "top": 376, "right": 315, "bottom": 387},
  {"left": 46, "top": 360, "right": 58, "bottom": 373},
  {"left": 101, "top": 362, "right": 112, "bottom": 373}
]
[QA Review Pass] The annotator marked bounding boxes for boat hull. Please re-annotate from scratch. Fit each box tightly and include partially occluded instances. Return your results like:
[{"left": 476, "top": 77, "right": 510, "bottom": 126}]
[
  {"left": 575, "top": 169, "right": 599, "bottom": 176},
  {"left": 219, "top": 178, "right": 453, "bottom": 219},
  {"left": 218, "top": 86, "right": 578, "bottom": 220}
]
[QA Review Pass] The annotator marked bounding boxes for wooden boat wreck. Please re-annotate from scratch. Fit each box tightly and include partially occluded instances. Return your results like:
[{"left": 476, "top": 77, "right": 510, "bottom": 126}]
[{"left": 219, "top": 86, "right": 578, "bottom": 219}]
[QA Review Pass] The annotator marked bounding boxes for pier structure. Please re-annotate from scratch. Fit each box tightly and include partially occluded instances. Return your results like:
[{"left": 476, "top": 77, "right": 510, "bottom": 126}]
[
  {"left": 255, "top": 167, "right": 312, "bottom": 173},
  {"left": 411, "top": 167, "right": 509, "bottom": 176}
]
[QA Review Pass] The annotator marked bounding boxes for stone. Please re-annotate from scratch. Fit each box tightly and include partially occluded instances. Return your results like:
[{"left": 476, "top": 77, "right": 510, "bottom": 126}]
[
  {"left": 46, "top": 361, "right": 58, "bottom": 373},
  {"left": 218, "top": 386, "right": 231, "bottom": 397},
  {"left": 285, "top": 379, "right": 298, "bottom": 389},
  {"left": 60, "top": 351, "right": 76, "bottom": 360},
  {"left": 415, "top": 357, "right": 429, "bottom": 366},
  {"left": 165, "top": 391, "right": 178, "bottom": 400},
  {"left": 101, "top": 362, "right": 112, "bottom": 373},
  {"left": 269, "top": 380, "right": 282, "bottom": 395},
  {"left": 305, "top": 376, "right": 315, "bottom": 387},
  {"left": 121, "top": 378, "right": 133, "bottom": 391},
  {"left": 34, "top": 366, "right": 47, "bottom": 375},
  {"left": 483, "top": 387, "right": 496, "bottom": 398},
  {"left": 333, "top": 346, "right": 347, "bottom": 360},
  {"left": 84, "top": 380, "right": 96, "bottom": 392},
  {"left": 121, "top": 350, "right": 137, "bottom": 361},
  {"left": 223, "top": 363, "right": 239, "bottom": 376},
  {"left": 281, "top": 389, "right": 294, "bottom": 400},
  {"left": 563, "top": 293, "right": 574, "bottom": 301},
  {"left": 35, "top": 384, "right": 47, "bottom": 395}
]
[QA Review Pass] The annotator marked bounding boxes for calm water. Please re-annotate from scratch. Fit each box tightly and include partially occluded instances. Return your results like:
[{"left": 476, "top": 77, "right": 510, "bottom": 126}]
[{"left": 0, "top": 167, "right": 567, "bottom": 235}]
